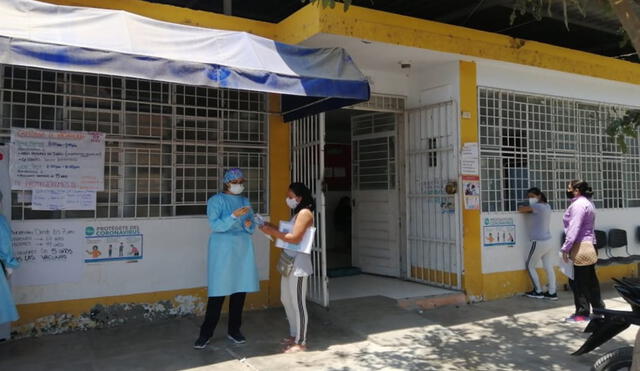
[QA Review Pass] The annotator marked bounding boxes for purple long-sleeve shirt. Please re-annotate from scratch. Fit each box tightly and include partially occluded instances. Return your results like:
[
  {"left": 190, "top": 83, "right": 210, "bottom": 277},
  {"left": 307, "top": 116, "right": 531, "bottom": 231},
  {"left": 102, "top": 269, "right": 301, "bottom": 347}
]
[{"left": 561, "top": 196, "right": 596, "bottom": 253}]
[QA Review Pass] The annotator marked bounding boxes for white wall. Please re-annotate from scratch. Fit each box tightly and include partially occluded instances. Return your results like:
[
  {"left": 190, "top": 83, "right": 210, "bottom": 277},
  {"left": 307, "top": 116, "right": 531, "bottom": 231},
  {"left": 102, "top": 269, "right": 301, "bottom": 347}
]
[
  {"left": 408, "top": 62, "right": 460, "bottom": 108},
  {"left": 482, "top": 208, "right": 640, "bottom": 274},
  {"left": 359, "top": 67, "right": 409, "bottom": 98},
  {"left": 13, "top": 217, "right": 271, "bottom": 305},
  {"left": 477, "top": 61, "right": 640, "bottom": 107}
]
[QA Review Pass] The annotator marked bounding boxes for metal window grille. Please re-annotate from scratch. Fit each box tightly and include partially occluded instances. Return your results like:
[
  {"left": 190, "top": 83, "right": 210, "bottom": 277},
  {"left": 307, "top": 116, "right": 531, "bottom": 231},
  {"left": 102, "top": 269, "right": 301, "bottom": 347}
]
[
  {"left": 349, "top": 93, "right": 405, "bottom": 113},
  {"left": 351, "top": 113, "right": 396, "bottom": 190},
  {"left": 0, "top": 65, "right": 268, "bottom": 220},
  {"left": 479, "top": 87, "right": 640, "bottom": 212}
]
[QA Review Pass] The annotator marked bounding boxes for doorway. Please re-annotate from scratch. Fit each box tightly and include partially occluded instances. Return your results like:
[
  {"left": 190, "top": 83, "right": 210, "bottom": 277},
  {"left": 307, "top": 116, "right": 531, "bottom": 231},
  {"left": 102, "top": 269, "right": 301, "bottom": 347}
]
[{"left": 324, "top": 109, "right": 401, "bottom": 280}]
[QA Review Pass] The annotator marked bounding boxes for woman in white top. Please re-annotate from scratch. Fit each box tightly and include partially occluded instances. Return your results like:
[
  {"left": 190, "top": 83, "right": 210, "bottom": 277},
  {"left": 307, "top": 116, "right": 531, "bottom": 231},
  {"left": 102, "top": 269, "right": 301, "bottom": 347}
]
[
  {"left": 260, "top": 182, "right": 314, "bottom": 353},
  {"left": 518, "top": 187, "right": 556, "bottom": 300}
]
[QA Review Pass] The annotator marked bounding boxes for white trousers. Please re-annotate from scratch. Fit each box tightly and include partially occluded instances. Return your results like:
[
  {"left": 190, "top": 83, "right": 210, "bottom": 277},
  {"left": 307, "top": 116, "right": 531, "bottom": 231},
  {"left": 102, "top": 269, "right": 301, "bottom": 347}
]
[
  {"left": 526, "top": 240, "right": 557, "bottom": 295},
  {"left": 281, "top": 274, "right": 308, "bottom": 345}
]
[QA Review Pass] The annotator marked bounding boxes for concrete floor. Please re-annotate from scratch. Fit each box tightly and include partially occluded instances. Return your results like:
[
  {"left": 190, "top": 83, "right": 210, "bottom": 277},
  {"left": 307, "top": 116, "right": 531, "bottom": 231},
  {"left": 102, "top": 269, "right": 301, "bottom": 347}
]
[
  {"left": 0, "top": 285, "right": 636, "bottom": 371},
  {"left": 329, "top": 274, "right": 456, "bottom": 301}
]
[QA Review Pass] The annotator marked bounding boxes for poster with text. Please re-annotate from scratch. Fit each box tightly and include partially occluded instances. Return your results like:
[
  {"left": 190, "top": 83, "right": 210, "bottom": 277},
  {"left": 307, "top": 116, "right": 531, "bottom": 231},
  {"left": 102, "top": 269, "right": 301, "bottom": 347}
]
[
  {"left": 10, "top": 129, "right": 105, "bottom": 191},
  {"left": 32, "top": 189, "right": 96, "bottom": 211},
  {"left": 483, "top": 217, "right": 516, "bottom": 247},
  {"left": 84, "top": 224, "right": 143, "bottom": 263},
  {"left": 11, "top": 222, "right": 85, "bottom": 286},
  {"left": 460, "top": 142, "right": 479, "bottom": 175}
]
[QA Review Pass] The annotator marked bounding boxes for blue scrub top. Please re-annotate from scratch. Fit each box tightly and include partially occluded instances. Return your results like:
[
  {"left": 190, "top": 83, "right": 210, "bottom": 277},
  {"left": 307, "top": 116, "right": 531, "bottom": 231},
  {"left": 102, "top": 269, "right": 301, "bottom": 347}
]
[
  {"left": 206, "top": 193, "right": 259, "bottom": 297},
  {"left": 0, "top": 214, "right": 19, "bottom": 324}
]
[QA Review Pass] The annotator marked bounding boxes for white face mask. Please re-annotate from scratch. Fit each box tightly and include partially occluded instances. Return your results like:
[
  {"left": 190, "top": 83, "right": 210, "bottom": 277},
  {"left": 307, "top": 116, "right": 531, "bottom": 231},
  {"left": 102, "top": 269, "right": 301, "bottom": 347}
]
[
  {"left": 286, "top": 197, "right": 300, "bottom": 209},
  {"left": 529, "top": 197, "right": 538, "bottom": 206},
  {"left": 229, "top": 184, "right": 244, "bottom": 195}
]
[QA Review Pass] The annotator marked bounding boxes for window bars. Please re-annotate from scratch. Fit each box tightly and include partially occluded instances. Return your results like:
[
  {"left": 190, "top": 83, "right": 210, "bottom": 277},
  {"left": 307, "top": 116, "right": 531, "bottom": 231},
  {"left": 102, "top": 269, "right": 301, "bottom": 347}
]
[
  {"left": 479, "top": 87, "right": 640, "bottom": 212},
  {"left": 0, "top": 65, "right": 268, "bottom": 220}
]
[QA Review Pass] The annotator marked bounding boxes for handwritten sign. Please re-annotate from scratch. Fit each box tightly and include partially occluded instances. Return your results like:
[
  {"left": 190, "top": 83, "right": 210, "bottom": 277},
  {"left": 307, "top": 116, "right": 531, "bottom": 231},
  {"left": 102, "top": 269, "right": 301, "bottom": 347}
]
[
  {"left": 10, "top": 129, "right": 105, "bottom": 191},
  {"left": 11, "top": 222, "right": 84, "bottom": 286},
  {"left": 32, "top": 189, "right": 96, "bottom": 211}
]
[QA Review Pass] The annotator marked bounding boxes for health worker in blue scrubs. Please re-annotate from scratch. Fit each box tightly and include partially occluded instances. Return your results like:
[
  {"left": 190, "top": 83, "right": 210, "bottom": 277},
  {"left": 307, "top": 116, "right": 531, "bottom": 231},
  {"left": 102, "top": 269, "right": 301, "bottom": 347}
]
[
  {"left": 194, "top": 168, "right": 259, "bottom": 350},
  {"left": 0, "top": 191, "right": 19, "bottom": 333}
]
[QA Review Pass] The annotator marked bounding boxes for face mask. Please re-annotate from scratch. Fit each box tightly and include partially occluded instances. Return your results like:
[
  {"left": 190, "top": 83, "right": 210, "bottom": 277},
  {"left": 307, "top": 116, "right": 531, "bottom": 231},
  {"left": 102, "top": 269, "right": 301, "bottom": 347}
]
[
  {"left": 286, "top": 197, "right": 300, "bottom": 209},
  {"left": 229, "top": 184, "right": 244, "bottom": 195},
  {"left": 528, "top": 198, "right": 538, "bottom": 206}
]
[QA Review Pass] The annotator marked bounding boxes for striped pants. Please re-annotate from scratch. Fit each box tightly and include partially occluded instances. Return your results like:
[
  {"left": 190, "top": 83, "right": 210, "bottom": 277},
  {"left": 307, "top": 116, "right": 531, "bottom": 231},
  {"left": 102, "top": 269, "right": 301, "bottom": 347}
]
[{"left": 281, "top": 274, "right": 309, "bottom": 345}]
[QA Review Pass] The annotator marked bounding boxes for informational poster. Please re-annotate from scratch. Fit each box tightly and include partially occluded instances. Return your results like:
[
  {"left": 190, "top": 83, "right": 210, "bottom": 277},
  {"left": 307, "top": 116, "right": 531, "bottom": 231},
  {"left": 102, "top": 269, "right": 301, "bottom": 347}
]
[
  {"left": 10, "top": 129, "right": 105, "bottom": 191},
  {"left": 463, "top": 175, "right": 480, "bottom": 210},
  {"left": 32, "top": 189, "right": 96, "bottom": 211},
  {"left": 483, "top": 217, "right": 516, "bottom": 248},
  {"left": 461, "top": 142, "right": 479, "bottom": 176},
  {"left": 84, "top": 224, "right": 143, "bottom": 263},
  {"left": 11, "top": 222, "right": 85, "bottom": 286}
]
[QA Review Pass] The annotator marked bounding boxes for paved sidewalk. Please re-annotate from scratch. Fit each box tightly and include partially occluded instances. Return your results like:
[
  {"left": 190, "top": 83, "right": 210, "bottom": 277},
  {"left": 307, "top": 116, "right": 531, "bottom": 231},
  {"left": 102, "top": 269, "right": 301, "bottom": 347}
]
[{"left": 0, "top": 286, "right": 636, "bottom": 371}]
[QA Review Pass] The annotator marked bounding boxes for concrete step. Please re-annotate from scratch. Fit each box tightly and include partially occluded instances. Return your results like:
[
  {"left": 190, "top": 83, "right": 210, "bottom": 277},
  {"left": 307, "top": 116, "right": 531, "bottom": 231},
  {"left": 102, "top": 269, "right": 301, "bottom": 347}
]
[{"left": 397, "top": 292, "right": 467, "bottom": 311}]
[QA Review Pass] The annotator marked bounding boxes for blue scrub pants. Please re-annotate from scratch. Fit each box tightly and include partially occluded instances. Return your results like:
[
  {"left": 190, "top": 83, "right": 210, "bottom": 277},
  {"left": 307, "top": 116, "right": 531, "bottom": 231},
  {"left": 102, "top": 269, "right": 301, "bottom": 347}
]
[{"left": 199, "top": 292, "right": 246, "bottom": 339}]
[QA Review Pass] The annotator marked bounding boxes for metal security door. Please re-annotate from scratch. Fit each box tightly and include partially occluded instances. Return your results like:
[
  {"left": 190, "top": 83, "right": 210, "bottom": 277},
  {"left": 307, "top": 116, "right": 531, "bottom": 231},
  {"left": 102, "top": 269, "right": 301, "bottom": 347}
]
[
  {"left": 406, "top": 101, "right": 462, "bottom": 289},
  {"left": 291, "top": 114, "right": 329, "bottom": 307},
  {"left": 351, "top": 113, "right": 400, "bottom": 277}
]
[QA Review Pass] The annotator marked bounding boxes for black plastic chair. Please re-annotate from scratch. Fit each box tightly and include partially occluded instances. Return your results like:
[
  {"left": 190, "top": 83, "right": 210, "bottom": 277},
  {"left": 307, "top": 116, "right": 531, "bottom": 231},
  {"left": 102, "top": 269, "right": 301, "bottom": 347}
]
[
  {"left": 607, "top": 229, "right": 636, "bottom": 264},
  {"left": 592, "top": 230, "right": 612, "bottom": 265}
]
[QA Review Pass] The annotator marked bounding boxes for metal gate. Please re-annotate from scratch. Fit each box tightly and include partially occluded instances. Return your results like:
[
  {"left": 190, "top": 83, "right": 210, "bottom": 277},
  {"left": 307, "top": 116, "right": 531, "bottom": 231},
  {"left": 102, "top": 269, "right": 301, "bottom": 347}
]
[
  {"left": 290, "top": 114, "right": 329, "bottom": 307},
  {"left": 405, "top": 101, "right": 462, "bottom": 289}
]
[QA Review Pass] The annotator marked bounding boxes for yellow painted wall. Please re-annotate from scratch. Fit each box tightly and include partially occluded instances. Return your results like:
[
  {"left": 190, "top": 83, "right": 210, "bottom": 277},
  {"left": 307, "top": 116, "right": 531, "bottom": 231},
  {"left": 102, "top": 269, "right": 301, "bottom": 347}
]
[
  {"left": 482, "top": 264, "right": 638, "bottom": 301},
  {"left": 279, "top": 5, "right": 640, "bottom": 86},
  {"left": 267, "top": 94, "right": 291, "bottom": 306},
  {"left": 459, "top": 61, "right": 483, "bottom": 299}
]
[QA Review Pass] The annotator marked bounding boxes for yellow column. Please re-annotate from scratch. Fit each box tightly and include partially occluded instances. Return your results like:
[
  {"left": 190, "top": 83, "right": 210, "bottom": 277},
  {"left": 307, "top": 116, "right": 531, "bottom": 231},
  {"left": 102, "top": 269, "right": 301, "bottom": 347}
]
[
  {"left": 459, "top": 61, "right": 483, "bottom": 300},
  {"left": 267, "top": 94, "right": 290, "bottom": 306}
]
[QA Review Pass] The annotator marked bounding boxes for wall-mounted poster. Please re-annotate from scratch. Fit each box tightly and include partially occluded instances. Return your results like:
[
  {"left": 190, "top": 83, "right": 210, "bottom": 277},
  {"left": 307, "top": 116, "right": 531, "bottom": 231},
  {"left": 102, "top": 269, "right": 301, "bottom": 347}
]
[
  {"left": 483, "top": 217, "right": 516, "bottom": 248},
  {"left": 84, "top": 224, "right": 143, "bottom": 263},
  {"left": 463, "top": 175, "right": 480, "bottom": 210},
  {"left": 10, "top": 129, "right": 105, "bottom": 191}
]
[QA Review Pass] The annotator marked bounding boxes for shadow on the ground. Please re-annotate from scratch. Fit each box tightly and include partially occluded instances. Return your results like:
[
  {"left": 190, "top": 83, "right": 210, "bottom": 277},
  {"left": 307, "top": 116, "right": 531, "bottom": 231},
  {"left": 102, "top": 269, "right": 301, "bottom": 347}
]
[{"left": 0, "top": 285, "right": 635, "bottom": 371}]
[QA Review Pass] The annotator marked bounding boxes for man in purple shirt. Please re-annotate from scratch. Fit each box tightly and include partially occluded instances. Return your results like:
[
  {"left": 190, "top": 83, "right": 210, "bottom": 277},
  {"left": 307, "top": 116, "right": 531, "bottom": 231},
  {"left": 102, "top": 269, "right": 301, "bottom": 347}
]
[{"left": 562, "top": 180, "right": 604, "bottom": 323}]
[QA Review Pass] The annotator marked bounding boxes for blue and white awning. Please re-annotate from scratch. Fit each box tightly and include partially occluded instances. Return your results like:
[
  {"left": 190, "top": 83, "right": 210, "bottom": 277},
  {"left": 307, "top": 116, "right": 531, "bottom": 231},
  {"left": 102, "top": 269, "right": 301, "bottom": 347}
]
[{"left": 0, "top": 0, "right": 370, "bottom": 121}]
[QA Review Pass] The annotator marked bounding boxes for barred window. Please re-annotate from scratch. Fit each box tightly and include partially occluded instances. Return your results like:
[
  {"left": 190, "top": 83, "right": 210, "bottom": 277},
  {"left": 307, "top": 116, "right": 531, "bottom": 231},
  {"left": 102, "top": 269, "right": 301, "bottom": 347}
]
[
  {"left": 479, "top": 87, "right": 640, "bottom": 212},
  {"left": 0, "top": 65, "right": 268, "bottom": 220}
]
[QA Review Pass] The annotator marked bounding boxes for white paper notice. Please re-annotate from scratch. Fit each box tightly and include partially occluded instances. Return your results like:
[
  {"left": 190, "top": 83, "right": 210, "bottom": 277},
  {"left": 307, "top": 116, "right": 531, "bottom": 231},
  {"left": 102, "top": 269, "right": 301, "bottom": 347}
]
[
  {"left": 10, "top": 129, "right": 105, "bottom": 191},
  {"left": 461, "top": 142, "right": 479, "bottom": 175},
  {"left": 11, "top": 221, "right": 85, "bottom": 286},
  {"left": 32, "top": 189, "right": 96, "bottom": 211}
]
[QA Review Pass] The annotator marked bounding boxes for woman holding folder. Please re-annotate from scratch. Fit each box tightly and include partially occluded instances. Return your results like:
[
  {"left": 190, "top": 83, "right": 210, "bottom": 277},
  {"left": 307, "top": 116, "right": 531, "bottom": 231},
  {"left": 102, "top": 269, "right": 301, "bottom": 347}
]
[{"left": 260, "top": 182, "right": 314, "bottom": 353}]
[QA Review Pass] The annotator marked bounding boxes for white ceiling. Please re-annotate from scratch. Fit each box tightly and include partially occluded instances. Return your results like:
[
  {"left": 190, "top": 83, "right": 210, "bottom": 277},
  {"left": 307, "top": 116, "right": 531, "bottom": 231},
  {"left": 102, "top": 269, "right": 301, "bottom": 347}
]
[{"left": 301, "top": 33, "right": 461, "bottom": 72}]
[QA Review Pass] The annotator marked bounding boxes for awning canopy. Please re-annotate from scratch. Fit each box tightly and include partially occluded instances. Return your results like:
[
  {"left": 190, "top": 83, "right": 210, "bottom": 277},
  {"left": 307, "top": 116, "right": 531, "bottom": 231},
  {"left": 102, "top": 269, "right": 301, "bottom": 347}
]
[{"left": 0, "top": 0, "right": 370, "bottom": 121}]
